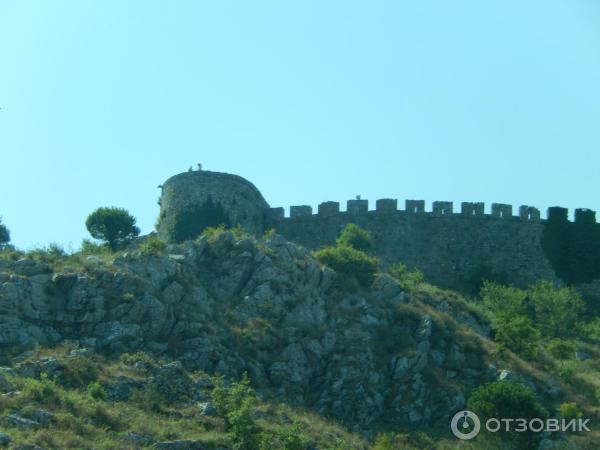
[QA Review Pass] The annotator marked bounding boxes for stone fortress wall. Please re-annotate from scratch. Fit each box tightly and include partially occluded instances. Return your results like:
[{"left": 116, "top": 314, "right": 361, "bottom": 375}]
[
  {"left": 265, "top": 200, "right": 563, "bottom": 289},
  {"left": 158, "top": 170, "right": 599, "bottom": 290}
]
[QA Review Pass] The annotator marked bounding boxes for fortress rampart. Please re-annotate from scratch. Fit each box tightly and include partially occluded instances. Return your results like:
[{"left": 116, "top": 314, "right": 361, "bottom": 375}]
[
  {"left": 157, "top": 170, "right": 600, "bottom": 290},
  {"left": 265, "top": 200, "right": 563, "bottom": 289}
]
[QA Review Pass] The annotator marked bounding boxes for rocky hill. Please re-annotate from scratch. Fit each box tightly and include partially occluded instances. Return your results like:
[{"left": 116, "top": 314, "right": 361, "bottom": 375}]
[{"left": 0, "top": 229, "right": 596, "bottom": 449}]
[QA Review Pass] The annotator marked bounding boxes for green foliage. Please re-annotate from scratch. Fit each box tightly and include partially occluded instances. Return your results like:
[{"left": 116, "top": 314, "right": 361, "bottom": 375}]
[
  {"left": 85, "top": 207, "right": 140, "bottom": 251},
  {"left": 22, "top": 374, "right": 64, "bottom": 409},
  {"left": 131, "top": 384, "right": 165, "bottom": 413},
  {"left": 494, "top": 315, "right": 540, "bottom": 357},
  {"left": 87, "top": 382, "right": 107, "bottom": 401},
  {"left": 313, "top": 245, "right": 379, "bottom": 287},
  {"left": 480, "top": 281, "right": 585, "bottom": 359},
  {"left": 26, "top": 243, "right": 67, "bottom": 263},
  {"left": 528, "top": 281, "right": 585, "bottom": 338},
  {"left": 336, "top": 224, "right": 372, "bottom": 251},
  {"left": 388, "top": 263, "right": 424, "bottom": 290},
  {"left": 0, "top": 217, "right": 10, "bottom": 247},
  {"left": 139, "top": 235, "right": 167, "bottom": 254},
  {"left": 559, "top": 401, "right": 582, "bottom": 420},
  {"left": 582, "top": 318, "right": 600, "bottom": 341},
  {"left": 262, "top": 228, "right": 276, "bottom": 240},
  {"left": 468, "top": 381, "right": 546, "bottom": 448},
  {"left": 79, "top": 238, "right": 112, "bottom": 256},
  {"left": 481, "top": 281, "right": 528, "bottom": 320},
  {"left": 546, "top": 339, "right": 575, "bottom": 360},
  {"left": 202, "top": 224, "right": 228, "bottom": 243},
  {"left": 260, "top": 425, "right": 309, "bottom": 450},
  {"left": 60, "top": 357, "right": 99, "bottom": 388},
  {"left": 213, "top": 373, "right": 260, "bottom": 450}
]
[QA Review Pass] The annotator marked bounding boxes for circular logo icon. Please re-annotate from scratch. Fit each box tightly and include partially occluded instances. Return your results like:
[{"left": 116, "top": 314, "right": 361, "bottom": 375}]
[{"left": 451, "top": 410, "right": 481, "bottom": 440}]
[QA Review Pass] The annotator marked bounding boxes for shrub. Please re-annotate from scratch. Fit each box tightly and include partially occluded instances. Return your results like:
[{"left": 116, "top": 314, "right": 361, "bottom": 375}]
[
  {"left": 480, "top": 282, "right": 528, "bottom": 320},
  {"left": 528, "top": 281, "right": 585, "bottom": 338},
  {"left": 213, "top": 373, "right": 260, "bottom": 450},
  {"left": 313, "top": 245, "right": 379, "bottom": 287},
  {"left": 0, "top": 217, "right": 10, "bottom": 248},
  {"left": 388, "top": 263, "right": 424, "bottom": 290},
  {"left": 87, "top": 381, "right": 107, "bottom": 401},
  {"left": 85, "top": 207, "right": 140, "bottom": 250},
  {"left": 494, "top": 315, "right": 540, "bottom": 357},
  {"left": 139, "top": 236, "right": 167, "bottom": 254},
  {"left": 559, "top": 401, "right": 582, "bottom": 420},
  {"left": 60, "top": 356, "right": 99, "bottom": 388},
  {"left": 546, "top": 339, "right": 575, "bottom": 360},
  {"left": 80, "top": 238, "right": 112, "bottom": 256},
  {"left": 260, "top": 425, "right": 309, "bottom": 450},
  {"left": 468, "top": 381, "right": 546, "bottom": 448},
  {"left": 336, "top": 224, "right": 372, "bottom": 251}
]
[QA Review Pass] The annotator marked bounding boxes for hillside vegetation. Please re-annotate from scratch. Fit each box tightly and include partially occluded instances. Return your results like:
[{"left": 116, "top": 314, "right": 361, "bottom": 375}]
[{"left": 0, "top": 225, "right": 600, "bottom": 449}]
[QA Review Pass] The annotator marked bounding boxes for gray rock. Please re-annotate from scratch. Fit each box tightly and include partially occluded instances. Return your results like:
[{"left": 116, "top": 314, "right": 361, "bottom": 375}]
[
  {"left": 198, "top": 402, "right": 218, "bottom": 417},
  {"left": 575, "top": 349, "right": 591, "bottom": 361},
  {"left": 0, "top": 374, "right": 14, "bottom": 393},
  {"left": 0, "top": 413, "right": 41, "bottom": 429},
  {"left": 0, "top": 432, "right": 10, "bottom": 447},
  {"left": 28, "top": 409, "right": 54, "bottom": 426},
  {"left": 126, "top": 432, "right": 155, "bottom": 446},
  {"left": 11, "top": 259, "right": 51, "bottom": 276}
]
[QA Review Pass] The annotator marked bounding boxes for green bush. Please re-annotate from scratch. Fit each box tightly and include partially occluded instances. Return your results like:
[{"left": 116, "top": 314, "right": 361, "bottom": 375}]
[
  {"left": 480, "top": 281, "right": 528, "bottom": 320},
  {"left": 528, "top": 281, "right": 585, "bottom": 338},
  {"left": 87, "top": 381, "right": 107, "bottom": 401},
  {"left": 313, "top": 245, "right": 379, "bottom": 287},
  {"left": 559, "top": 401, "right": 582, "bottom": 420},
  {"left": 85, "top": 207, "right": 140, "bottom": 250},
  {"left": 213, "top": 373, "right": 260, "bottom": 450},
  {"left": 494, "top": 315, "right": 540, "bottom": 357},
  {"left": 0, "top": 217, "right": 10, "bottom": 248},
  {"left": 139, "top": 236, "right": 167, "bottom": 254},
  {"left": 468, "top": 381, "right": 546, "bottom": 448},
  {"left": 388, "top": 263, "right": 424, "bottom": 290},
  {"left": 260, "top": 425, "right": 309, "bottom": 450},
  {"left": 80, "top": 238, "right": 112, "bottom": 256},
  {"left": 336, "top": 224, "right": 372, "bottom": 251},
  {"left": 546, "top": 339, "right": 575, "bottom": 360}
]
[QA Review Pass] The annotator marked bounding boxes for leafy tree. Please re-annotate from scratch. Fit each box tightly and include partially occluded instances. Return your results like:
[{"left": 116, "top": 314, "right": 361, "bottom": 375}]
[
  {"left": 213, "top": 373, "right": 260, "bottom": 450},
  {"left": 0, "top": 217, "right": 10, "bottom": 248},
  {"left": 388, "top": 263, "right": 424, "bottom": 290},
  {"left": 480, "top": 282, "right": 528, "bottom": 320},
  {"left": 494, "top": 315, "right": 540, "bottom": 357},
  {"left": 336, "top": 223, "right": 372, "bottom": 251},
  {"left": 468, "top": 381, "right": 547, "bottom": 449},
  {"left": 528, "top": 281, "right": 585, "bottom": 338},
  {"left": 85, "top": 207, "right": 140, "bottom": 250}
]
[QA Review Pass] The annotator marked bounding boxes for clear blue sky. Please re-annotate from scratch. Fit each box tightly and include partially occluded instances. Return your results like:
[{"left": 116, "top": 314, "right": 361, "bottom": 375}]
[{"left": 2, "top": 1, "right": 600, "bottom": 249}]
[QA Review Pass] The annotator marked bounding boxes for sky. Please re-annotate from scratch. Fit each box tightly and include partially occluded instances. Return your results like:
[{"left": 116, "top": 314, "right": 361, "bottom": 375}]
[{"left": 1, "top": 0, "right": 600, "bottom": 249}]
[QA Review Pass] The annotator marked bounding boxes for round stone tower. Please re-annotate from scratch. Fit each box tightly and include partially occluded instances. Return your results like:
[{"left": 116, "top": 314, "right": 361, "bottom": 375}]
[{"left": 157, "top": 170, "right": 270, "bottom": 243}]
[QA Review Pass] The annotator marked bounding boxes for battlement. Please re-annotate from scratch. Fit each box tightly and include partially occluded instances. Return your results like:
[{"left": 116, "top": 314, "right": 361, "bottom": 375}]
[
  {"left": 158, "top": 170, "right": 600, "bottom": 290},
  {"left": 267, "top": 199, "right": 595, "bottom": 224}
]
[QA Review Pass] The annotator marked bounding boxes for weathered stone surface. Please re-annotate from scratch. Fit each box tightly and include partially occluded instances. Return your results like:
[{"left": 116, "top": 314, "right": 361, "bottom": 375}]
[{"left": 0, "top": 230, "right": 499, "bottom": 429}]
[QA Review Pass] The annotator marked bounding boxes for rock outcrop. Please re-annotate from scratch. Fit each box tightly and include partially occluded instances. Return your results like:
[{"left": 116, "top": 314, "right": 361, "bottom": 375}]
[{"left": 0, "top": 231, "right": 494, "bottom": 431}]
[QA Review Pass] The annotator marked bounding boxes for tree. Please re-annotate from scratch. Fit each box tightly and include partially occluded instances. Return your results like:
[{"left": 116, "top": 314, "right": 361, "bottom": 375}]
[
  {"left": 528, "top": 281, "right": 585, "bottom": 338},
  {"left": 336, "top": 223, "right": 372, "bottom": 251},
  {"left": 468, "top": 381, "right": 547, "bottom": 449},
  {"left": 0, "top": 217, "right": 10, "bottom": 248},
  {"left": 85, "top": 207, "right": 140, "bottom": 250}
]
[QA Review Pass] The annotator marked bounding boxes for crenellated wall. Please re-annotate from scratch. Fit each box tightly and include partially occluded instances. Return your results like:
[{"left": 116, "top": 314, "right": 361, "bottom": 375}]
[
  {"left": 159, "top": 171, "right": 599, "bottom": 290},
  {"left": 265, "top": 199, "right": 598, "bottom": 289}
]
